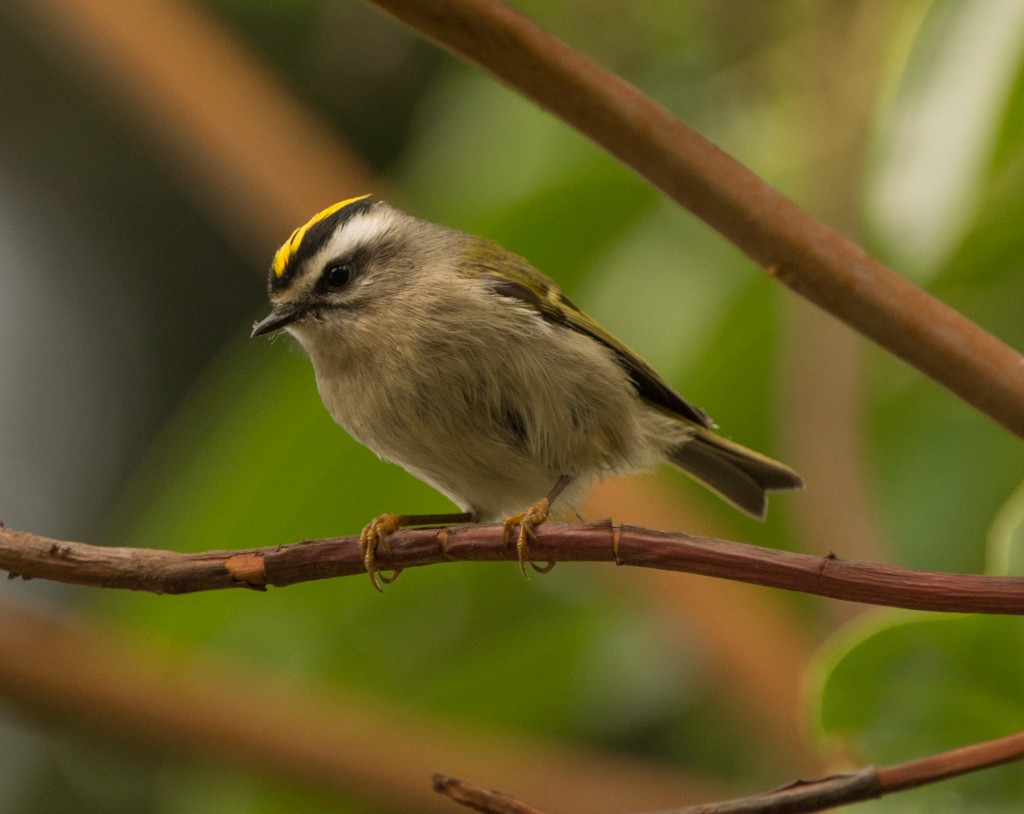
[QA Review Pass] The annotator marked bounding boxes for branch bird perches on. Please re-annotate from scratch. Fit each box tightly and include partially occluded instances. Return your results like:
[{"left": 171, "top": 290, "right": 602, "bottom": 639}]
[{"left": 2, "top": 523, "right": 1022, "bottom": 615}]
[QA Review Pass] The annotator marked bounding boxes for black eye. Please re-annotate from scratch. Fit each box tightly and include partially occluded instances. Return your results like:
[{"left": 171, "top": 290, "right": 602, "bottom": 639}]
[{"left": 325, "top": 263, "right": 352, "bottom": 289}]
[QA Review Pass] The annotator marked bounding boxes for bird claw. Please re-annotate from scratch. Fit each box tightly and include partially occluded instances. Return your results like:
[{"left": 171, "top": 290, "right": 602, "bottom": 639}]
[
  {"left": 502, "top": 497, "right": 555, "bottom": 578},
  {"left": 359, "top": 513, "right": 404, "bottom": 591}
]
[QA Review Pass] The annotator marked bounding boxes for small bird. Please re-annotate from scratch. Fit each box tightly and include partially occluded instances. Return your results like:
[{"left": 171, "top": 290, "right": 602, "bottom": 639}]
[{"left": 252, "top": 195, "right": 803, "bottom": 588}]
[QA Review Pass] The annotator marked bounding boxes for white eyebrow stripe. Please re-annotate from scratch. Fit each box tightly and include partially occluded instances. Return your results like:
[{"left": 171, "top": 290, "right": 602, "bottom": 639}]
[{"left": 318, "top": 207, "right": 398, "bottom": 262}]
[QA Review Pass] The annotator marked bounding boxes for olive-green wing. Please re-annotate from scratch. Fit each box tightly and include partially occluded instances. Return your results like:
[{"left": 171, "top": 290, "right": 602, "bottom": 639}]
[{"left": 474, "top": 247, "right": 712, "bottom": 429}]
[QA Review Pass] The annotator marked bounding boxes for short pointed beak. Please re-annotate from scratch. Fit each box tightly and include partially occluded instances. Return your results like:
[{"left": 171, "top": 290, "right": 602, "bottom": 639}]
[{"left": 251, "top": 304, "right": 301, "bottom": 337}]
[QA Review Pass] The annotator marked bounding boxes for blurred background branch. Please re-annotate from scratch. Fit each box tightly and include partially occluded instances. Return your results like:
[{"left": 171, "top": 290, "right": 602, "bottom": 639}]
[
  {"left": 9, "top": 0, "right": 374, "bottom": 263},
  {"left": 0, "top": 603, "right": 720, "bottom": 813}
]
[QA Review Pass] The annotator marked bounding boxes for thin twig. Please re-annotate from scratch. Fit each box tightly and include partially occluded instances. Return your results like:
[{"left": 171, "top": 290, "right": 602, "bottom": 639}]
[
  {"left": 876, "top": 731, "right": 1024, "bottom": 793},
  {"left": 363, "top": 0, "right": 1024, "bottom": 439},
  {"left": 433, "top": 774, "right": 548, "bottom": 814},
  {"left": 665, "top": 731, "right": 1024, "bottom": 813},
  {"left": 2, "top": 522, "right": 1022, "bottom": 613},
  {"left": 660, "top": 768, "right": 882, "bottom": 814},
  {"left": 436, "top": 731, "right": 1024, "bottom": 814}
]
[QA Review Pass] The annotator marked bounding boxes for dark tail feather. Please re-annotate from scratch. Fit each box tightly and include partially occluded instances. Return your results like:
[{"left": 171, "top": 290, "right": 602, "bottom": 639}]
[{"left": 668, "top": 428, "right": 804, "bottom": 519}]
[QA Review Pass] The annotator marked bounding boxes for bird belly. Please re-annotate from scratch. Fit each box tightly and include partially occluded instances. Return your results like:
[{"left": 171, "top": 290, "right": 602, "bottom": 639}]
[
  {"left": 317, "top": 371, "right": 564, "bottom": 519},
  {"left": 307, "top": 306, "right": 689, "bottom": 520}
]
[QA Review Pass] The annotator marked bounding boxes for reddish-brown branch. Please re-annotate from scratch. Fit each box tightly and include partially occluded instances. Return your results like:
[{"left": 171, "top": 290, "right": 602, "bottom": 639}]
[
  {"left": 877, "top": 731, "right": 1024, "bottom": 793},
  {"left": 1, "top": 522, "right": 1022, "bottom": 614},
  {"left": 437, "top": 731, "right": 1024, "bottom": 813},
  {"left": 364, "top": 0, "right": 1024, "bottom": 439}
]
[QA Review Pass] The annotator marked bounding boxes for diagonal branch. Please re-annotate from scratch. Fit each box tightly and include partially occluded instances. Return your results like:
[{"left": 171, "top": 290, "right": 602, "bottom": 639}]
[
  {"left": 363, "top": 0, "right": 1024, "bottom": 439},
  {"left": 1, "top": 522, "right": 1022, "bottom": 614}
]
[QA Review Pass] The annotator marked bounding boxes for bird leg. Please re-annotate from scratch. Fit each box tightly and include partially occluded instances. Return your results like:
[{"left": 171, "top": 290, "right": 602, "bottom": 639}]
[
  {"left": 360, "top": 511, "right": 475, "bottom": 591},
  {"left": 502, "top": 475, "right": 571, "bottom": 578}
]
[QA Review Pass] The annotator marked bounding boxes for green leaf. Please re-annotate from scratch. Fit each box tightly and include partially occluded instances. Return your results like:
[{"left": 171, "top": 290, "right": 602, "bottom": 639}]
[
  {"left": 988, "top": 480, "right": 1024, "bottom": 575},
  {"left": 811, "top": 612, "right": 1024, "bottom": 811}
]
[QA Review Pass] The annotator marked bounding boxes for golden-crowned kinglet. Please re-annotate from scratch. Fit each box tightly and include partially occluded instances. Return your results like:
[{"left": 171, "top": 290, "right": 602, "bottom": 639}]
[{"left": 252, "top": 195, "right": 803, "bottom": 588}]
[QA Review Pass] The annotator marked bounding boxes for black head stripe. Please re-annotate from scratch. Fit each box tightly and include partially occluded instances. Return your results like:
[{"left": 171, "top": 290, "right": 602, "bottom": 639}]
[{"left": 269, "top": 195, "right": 376, "bottom": 291}]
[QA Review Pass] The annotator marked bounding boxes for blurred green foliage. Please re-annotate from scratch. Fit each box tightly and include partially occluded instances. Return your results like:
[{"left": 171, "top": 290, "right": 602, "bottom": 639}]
[
  {"left": 3, "top": 0, "right": 1024, "bottom": 811},
  {"left": 813, "top": 613, "right": 1024, "bottom": 813},
  {"left": 811, "top": 2, "right": 1024, "bottom": 810}
]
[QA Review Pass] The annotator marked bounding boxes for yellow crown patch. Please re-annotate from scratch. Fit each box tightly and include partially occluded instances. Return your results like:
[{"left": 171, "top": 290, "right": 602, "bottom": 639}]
[{"left": 272, "top": 194, "right": 372, "bottom": 278}]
